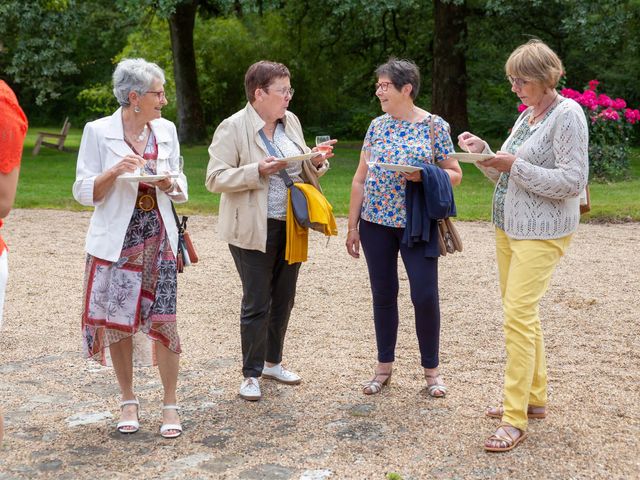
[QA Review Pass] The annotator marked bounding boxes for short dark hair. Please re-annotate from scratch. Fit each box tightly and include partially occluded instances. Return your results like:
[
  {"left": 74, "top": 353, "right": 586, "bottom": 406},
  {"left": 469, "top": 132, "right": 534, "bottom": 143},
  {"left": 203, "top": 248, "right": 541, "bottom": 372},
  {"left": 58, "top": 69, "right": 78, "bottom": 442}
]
[
  {"left": 375, "top": 58, "right": 421, "bottom": 99},
  {"left": 244, "top": 60, "right": 291, "bottom": 103}
]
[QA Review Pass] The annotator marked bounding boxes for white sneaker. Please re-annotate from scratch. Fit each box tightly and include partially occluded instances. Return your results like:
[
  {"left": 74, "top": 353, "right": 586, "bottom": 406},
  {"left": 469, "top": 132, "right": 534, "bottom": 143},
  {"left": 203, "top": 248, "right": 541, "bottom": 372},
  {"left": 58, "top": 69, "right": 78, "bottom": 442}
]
[
  {"left": 239, "top": 377, "right": 261, "bottom": 401},
  {"left": 262, "top": 363, "right": 301, "bottom": 385}
]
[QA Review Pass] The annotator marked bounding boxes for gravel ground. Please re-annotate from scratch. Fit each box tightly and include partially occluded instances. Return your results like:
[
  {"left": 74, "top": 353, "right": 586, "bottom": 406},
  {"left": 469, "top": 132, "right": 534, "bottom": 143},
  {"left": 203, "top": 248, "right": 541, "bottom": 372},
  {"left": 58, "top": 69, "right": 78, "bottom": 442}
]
[{"left": 0, "top": 209, "right": 638, "bottom": 480}]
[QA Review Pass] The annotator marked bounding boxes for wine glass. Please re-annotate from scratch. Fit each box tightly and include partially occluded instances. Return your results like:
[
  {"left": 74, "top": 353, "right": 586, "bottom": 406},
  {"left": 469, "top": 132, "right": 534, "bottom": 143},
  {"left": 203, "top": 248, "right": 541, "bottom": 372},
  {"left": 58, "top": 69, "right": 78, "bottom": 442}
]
[
  {"left": 178, "top": 155, "right": 184, "bottom": 174},
  {"left": 315, "top": 135, "right": 331, "bottom": 156}
]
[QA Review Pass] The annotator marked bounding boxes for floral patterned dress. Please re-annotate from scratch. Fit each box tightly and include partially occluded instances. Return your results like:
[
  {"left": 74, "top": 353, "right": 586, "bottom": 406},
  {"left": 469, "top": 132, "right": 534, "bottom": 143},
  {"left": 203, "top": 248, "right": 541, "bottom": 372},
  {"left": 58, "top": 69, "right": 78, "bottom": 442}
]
[
  {"left": 361, "top": 113, "right": 455, "bottom": 228},
  {"left": 81, "top": 132, "right": 180, "bottom": 366}
]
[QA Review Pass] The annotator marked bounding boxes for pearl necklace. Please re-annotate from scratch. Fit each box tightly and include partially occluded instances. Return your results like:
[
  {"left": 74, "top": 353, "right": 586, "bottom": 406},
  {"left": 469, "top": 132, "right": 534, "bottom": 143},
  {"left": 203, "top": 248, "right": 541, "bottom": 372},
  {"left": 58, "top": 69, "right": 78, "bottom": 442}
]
[
  {"left": 125, "top": 124, "right": 148, "bottom": 143},
  {"left": 134, "top": 124, "right": 148, "bottom": 142}
]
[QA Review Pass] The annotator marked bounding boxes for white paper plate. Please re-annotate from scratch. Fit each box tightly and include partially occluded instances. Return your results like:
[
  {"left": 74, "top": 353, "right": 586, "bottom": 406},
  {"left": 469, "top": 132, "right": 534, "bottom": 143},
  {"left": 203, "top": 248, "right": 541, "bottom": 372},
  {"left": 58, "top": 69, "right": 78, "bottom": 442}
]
[
  {"left": 448, "top": 152, "right": 494, "bottom": 163},
  {"left": 369, "top": 163, "right": 422, "bottom": 173},
  {"left": 279, "top": 152, "right": 322, "bottom": 163},
  {"left": 118, "top": 173, "right": 179, "bottom": 182}
]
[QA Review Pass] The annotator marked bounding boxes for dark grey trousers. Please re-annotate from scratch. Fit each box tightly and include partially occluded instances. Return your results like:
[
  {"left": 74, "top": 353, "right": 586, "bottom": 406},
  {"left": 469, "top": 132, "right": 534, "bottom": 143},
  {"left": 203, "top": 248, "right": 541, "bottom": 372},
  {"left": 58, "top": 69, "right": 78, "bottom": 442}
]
[{"left": 229, "top": 219, "right": 301, "bottom": 378}]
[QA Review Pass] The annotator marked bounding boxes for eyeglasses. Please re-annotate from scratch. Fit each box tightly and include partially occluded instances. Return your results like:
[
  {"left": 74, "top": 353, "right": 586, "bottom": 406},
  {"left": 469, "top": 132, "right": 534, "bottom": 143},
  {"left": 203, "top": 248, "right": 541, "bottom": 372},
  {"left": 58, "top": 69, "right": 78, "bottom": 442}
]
[
  {"left": 507, "top": 76, "right": 530, "bottom": 89},
  {"left": 375, "top": 81, "right": 395, "bottom": 92},
  {"left": 146, "top": 90, "right": 166, "bottom": 100},
  {"left": 268, "top": 87, "right": 295, "bottom": 98}
]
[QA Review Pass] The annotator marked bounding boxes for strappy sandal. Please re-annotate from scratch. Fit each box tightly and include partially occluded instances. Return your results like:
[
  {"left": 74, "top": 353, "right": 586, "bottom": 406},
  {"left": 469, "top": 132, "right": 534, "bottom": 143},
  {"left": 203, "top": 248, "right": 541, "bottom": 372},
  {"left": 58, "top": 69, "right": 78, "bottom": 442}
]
[
  {"left": 116, "top": 398, "right": 140, "bottom": 434},
  {"left": 484, "top": 424, "right": 528, "bottom": 452},
  {"left": 425, "top": 374, "right": 448, "bottom": 398},
  {"left": 486, "top": 405, "right": 547, "bottom": 419},
  {"left": 160, "top": 405, "right": 183, "bottom": 439},
  {"left": 362, "top": 370, "right": 392, "bottom": 395}
]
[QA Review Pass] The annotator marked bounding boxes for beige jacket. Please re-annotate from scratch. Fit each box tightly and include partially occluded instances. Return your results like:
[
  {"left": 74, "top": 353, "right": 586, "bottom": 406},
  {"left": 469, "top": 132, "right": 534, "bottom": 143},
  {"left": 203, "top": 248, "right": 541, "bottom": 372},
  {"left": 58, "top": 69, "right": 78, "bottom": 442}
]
[{"left": 206, "top": 103, "right": 328, "bottom": 251}]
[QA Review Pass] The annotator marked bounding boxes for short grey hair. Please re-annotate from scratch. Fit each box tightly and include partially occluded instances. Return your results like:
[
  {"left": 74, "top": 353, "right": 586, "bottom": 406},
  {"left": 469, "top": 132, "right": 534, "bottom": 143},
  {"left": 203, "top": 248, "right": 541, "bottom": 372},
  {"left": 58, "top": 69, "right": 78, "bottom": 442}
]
[
  {"left": 375, "top": 58, "right": 421, "bottom": 100},
  {"left": 112, "top": 58, "right": 166, "bottom": 107}
]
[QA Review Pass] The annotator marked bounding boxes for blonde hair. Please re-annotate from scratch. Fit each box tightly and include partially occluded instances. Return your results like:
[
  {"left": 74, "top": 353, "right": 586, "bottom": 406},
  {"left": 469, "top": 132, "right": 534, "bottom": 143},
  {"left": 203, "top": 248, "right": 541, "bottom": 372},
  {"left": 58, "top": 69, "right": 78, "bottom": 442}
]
[{"left": 505, "top": 39, "right": 564, "bottom": 89}]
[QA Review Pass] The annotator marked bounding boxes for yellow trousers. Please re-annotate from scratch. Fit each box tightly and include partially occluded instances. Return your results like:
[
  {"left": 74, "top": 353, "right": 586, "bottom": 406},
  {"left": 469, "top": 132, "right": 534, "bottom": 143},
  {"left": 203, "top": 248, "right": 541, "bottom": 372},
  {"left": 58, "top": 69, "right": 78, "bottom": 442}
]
[{"left": 495, "top": 228, "right": 572, "bottom": 431}]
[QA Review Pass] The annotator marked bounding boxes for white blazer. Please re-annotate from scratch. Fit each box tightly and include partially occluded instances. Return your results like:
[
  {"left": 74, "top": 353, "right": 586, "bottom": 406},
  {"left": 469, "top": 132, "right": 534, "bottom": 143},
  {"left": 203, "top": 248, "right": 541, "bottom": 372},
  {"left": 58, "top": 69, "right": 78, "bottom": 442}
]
[{"left": 73, "top": 108, "right": 188, "bottom": 262}]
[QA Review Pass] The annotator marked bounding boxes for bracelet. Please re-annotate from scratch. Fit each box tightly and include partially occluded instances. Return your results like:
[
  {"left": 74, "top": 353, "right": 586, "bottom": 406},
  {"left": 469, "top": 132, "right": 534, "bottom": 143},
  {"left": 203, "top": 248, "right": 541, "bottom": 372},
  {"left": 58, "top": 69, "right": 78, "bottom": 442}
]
[
  {"left": 348, "top": 227, "right": 358, "bottom": 232},
  {"left": 161, "top": 180, "right": 176, "bottom": 193}
]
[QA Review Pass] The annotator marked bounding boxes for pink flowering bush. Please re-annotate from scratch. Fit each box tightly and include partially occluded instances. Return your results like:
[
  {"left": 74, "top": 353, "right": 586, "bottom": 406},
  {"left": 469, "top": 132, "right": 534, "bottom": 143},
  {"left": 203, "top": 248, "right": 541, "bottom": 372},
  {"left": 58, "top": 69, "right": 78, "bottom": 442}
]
[{"left": 561, "top": 80, "right": 640, "bottom": 180}]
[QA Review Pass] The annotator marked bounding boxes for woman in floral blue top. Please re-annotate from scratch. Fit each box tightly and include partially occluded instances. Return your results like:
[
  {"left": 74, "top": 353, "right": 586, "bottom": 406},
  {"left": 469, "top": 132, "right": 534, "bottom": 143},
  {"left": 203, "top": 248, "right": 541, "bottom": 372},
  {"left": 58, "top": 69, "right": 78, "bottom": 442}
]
[{"left": 346, "top": 58, "right": 462, "bottom": 397}]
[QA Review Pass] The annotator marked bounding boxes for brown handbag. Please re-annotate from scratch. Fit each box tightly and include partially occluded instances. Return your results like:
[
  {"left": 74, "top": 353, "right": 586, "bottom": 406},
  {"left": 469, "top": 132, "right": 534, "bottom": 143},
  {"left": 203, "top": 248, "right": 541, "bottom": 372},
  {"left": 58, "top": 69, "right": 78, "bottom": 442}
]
[
  {"left": 429, "top": 115, "right": 463, "bottom": 256},
  {"left": 182, "top": 229, "right": 199, "bottom": 263},
  {"left": 579, "top": 184, "right": 591, "bottom": 215},
  {"left": 437, "top": 217, "right": 463, "bottom": 256}
]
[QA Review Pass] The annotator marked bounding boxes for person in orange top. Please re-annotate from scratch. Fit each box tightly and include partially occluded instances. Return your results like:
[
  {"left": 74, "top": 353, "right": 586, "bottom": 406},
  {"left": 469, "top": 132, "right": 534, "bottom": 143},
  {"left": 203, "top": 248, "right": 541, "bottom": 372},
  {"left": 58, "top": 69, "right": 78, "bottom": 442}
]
[{"left": 0, "top": 79, "right": 28, "bottom": 446}]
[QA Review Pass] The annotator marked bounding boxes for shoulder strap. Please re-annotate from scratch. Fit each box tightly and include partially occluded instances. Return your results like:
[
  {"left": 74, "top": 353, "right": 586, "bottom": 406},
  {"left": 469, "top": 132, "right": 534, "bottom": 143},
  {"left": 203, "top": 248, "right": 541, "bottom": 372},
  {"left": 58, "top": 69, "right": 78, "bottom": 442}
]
[
  {"left": 429, "top": 114, "right": 437, "bottom": 165},
  {"left": 257, "top": 127, "right": 294, "bottom": 187},
  {"left": 171, "top": 202, "right": 184, "bottom": 233}
]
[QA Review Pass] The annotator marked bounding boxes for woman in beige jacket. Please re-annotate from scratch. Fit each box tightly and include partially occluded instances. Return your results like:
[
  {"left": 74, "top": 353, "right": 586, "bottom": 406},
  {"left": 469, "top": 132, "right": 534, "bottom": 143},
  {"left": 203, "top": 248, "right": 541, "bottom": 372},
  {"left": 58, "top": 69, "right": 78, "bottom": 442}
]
[{"left": 206, "top": 60, "right": 334, "bottom": 401}]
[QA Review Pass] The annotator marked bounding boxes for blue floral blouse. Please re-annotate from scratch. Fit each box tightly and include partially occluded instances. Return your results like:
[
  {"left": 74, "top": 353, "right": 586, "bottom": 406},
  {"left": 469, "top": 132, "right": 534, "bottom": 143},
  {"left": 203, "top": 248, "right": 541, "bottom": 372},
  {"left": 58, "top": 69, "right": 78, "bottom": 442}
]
[{"left": 361, "top": 113, "right": 455, "bottom": 227}]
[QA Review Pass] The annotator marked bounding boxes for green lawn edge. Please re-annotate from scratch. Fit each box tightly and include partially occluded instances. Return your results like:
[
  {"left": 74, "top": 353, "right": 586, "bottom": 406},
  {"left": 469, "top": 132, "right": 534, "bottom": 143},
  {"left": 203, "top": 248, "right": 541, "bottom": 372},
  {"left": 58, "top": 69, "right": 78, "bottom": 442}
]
[{"left": 15, "top": 127, "right": 640, "bottom": 222}]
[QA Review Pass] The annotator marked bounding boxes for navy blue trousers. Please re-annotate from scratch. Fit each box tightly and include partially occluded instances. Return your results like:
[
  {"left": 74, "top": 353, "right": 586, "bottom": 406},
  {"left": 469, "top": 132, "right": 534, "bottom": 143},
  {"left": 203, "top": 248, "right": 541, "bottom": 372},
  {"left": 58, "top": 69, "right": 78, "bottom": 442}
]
[{"left": 359, "top": 219, "right": 441, "bottom": 368}]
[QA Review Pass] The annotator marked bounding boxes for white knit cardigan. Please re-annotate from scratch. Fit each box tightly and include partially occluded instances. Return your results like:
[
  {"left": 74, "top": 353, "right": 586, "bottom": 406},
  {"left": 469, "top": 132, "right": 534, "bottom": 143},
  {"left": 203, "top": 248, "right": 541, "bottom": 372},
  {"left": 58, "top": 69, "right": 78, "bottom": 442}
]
[{"left": 480, "top": 96, "right": 589, "bottom": 240}]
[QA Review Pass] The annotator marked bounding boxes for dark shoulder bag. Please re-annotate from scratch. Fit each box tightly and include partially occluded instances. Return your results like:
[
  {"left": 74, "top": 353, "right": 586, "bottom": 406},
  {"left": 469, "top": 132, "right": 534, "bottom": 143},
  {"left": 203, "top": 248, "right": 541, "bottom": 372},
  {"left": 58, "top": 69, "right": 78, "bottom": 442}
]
[{"left": 258, "top": 129, "right": 321, "bottom": 231}]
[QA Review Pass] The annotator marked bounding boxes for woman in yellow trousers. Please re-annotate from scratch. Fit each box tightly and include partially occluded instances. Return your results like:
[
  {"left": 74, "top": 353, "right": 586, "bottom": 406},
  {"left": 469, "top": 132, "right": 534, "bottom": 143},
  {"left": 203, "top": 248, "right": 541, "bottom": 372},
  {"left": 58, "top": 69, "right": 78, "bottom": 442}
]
[{"left": 458, "top": 39, "right": 589, "bottom": 452}]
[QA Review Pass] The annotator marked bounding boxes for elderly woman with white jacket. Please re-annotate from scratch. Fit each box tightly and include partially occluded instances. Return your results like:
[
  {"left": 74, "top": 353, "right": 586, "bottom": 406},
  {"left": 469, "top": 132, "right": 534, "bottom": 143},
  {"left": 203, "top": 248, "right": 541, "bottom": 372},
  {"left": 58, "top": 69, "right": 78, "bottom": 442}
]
[
  {"left": 73, "top": 58, "right": 187, "bottom": 439},
  {"left": 206, "top": 60, "right": 334, "bottom": 402},
  {"left": 458, "top": 40, "right": 588, "bottom": 452}
]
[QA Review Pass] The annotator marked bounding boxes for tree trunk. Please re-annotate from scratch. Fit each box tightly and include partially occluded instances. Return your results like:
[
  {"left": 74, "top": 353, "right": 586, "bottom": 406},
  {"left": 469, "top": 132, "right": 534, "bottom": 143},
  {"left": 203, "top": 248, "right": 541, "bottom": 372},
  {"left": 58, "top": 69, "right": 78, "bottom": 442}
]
[
  {"left": 168, "top": 0, "right": 207, "bottom": 144},
  {"left": 432, "top": 0, "right": 469, "bottom": 136}
]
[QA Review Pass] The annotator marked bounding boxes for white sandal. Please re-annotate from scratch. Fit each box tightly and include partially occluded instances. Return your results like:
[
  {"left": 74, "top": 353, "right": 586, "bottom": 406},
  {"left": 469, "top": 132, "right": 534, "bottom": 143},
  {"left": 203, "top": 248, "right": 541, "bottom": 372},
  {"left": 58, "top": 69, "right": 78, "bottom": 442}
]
[
  {"left": 362, "top": 370, "right": 392, "bottom": 395},
  {"left": 425, "top": 374, "right": 448, "bottom": 398},
  {"left": 116, "top": 398, "right": 140, "bottom": 434},
  {"left": 160, "top": 405, "right": 183, "bottom": 439}
]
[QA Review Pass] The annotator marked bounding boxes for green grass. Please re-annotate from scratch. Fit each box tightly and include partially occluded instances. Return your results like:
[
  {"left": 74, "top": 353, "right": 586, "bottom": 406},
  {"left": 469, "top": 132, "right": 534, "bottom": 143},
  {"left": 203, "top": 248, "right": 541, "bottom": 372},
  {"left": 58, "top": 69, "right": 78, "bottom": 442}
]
[{"left": 15, "top": 127, "right": 640, "bottom": 221}]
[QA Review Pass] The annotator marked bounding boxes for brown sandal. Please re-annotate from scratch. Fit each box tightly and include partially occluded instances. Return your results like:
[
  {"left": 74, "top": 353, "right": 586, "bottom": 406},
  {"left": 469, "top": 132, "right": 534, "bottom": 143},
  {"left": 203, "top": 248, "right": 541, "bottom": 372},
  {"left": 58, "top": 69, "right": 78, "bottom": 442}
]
[
  {"left": 486, "top": 405, "right": 547, "bottom": 419},
  {"left": 484, "top": 424, "right": 528, "bottom": 452},
  {"left": 362, "top": 370, "right": 392, "bottom": 395}
]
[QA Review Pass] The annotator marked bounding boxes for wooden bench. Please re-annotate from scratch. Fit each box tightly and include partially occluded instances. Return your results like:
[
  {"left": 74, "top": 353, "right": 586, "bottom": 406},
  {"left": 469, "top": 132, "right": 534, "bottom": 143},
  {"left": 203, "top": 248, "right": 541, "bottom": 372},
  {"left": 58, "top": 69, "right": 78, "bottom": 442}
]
[{"left": 32, "top": 117, "right": 72, "bottom": 155}]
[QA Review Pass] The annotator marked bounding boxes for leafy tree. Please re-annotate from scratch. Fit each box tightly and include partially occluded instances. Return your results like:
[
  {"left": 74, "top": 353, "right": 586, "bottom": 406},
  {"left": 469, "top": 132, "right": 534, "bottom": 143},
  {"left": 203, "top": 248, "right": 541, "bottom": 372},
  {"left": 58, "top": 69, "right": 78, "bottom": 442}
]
[
  {"left": 0, "top": 0, "right": 133, "bottom": 124},
  {"left": 466, "top": 0, "right": 640, "bottom": 138},
  {"left": 433, "top": 0, "right": 469, "bottom": 135},
  {"left": 2, "top": 0, "right": 638, "bottom": 153},
  {"left": 276, "top": 0, "right": 435, "bottom": 137},
  {"left": 0, "top": 0, "right": 78, "bottom": 106},
  {"left": 114, "top": 0, "right": 243, "bottom": 144},
  {"left": 111, "top": 14, "right": 261, "bottom": 129},
  {"left": 167, "top": 0, "right": 208, "bottom": 144}
]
